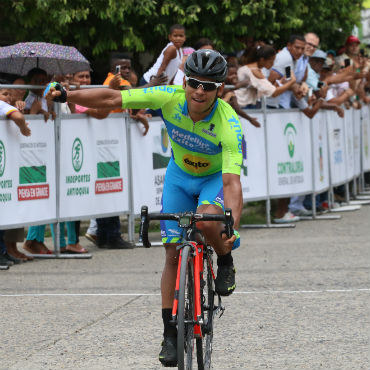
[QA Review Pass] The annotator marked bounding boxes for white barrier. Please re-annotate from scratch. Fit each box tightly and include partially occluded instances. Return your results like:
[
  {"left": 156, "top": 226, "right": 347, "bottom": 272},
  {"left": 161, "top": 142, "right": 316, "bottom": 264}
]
[
  {"left": 266, "top": 111, "right": 313, "bottom": 197},
  {"left": 327, "top": 110, "right": 347, "bottom": 186},
  {"left": 0, "top": 107, "right": 369, "bottom": 233},
  {"left": 58, "top": 115, "right": 130, "bottom": 221},
  {"left": 0, "top": 117, "right": 56, "bottom": 228},
  {"left": 130, "top": 117, "right": 172, "bottom": 214},
  {"left": 311, "top": 111, "right": 330, "bottom": 193},
  {"left": 239, "top": 114, "right": 267, "bottom": 201},
  {"left": 362, "top": 105, "right": 370, "bottom": 172}
]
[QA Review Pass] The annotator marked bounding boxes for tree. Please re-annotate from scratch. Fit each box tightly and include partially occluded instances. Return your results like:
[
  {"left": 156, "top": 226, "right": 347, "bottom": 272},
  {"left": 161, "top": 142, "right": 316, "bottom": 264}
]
[{"left": 0, "top": 0, "right": 363, "bottom": 54}]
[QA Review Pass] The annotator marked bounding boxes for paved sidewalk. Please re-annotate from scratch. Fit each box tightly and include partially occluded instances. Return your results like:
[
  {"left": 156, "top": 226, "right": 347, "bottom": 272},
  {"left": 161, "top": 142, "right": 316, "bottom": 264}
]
[{"left": 1, "top": 206, "right": 369, "bottom": 369}]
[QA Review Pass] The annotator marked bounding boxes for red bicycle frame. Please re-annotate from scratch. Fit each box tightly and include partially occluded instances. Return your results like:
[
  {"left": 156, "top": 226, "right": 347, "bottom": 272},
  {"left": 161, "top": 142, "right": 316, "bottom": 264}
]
[{"left": 171, "top": 241, "right": 216, "bottom": 338}]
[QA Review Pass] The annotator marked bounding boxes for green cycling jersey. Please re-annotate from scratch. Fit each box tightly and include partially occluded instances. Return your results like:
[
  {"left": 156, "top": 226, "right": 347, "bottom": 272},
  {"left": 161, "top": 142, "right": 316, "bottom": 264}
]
[{"left": 121, "top": 85, "right": 243, "bottom": 177}]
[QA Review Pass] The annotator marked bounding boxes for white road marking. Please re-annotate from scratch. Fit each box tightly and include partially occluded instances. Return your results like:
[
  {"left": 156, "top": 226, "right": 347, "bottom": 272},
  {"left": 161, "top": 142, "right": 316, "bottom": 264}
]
[{"left": 1, "top": 288, "right": 369, "bottom": 297}]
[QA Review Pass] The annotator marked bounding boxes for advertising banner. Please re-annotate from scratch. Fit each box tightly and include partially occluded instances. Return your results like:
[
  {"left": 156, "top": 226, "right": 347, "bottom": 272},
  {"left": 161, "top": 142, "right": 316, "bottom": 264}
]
[
  {"left": 344, "top": 109, "right": 355, "bottom": 181},
  {"left": 327, "top": 111, "right": 347, "bottom": 186},
  {"left": 131, "top": 118, "right": 172, "bottom": 214},
  {"left": 239, "top": 114, "right": 268, "bottom": 200},
  {"left": 266, "top": 111, "right": 313, "bottom": 197},
  {"left": 353, "top": 109, "right": 361, "bottom": 176},
  {"left": 0, "top": 118, "right": 56, "bottom": 228},
  {"left": 58, "top": 116, "right": 129, "bottom": 220},
  {"left": 361, "top": 105, "right": 370, "bottom": 172},
  {"left": 311, "top": 112, "right": 330, "bottom": 192}
]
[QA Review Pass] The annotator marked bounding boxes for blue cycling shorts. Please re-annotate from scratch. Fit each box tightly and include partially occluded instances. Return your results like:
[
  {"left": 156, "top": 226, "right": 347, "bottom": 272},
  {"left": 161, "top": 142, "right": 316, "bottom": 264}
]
[{"left": 160, "top": 159, "right": 224, "bottom": 244}]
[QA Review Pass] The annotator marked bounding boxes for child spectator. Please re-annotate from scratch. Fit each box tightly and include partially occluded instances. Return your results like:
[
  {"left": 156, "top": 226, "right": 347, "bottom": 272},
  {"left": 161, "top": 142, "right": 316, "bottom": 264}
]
[
  {"left": 141, "top": 24, "right": 186, "bottom": 85},
  {"left": 0, "top": 79, "right": 31, "bottom": 136}
]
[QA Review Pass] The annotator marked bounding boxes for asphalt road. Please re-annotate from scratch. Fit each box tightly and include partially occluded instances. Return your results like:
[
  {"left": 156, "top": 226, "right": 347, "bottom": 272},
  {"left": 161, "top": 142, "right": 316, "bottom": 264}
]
[{"left": 1, "top": 205, "right": 369, "bottom": 370}]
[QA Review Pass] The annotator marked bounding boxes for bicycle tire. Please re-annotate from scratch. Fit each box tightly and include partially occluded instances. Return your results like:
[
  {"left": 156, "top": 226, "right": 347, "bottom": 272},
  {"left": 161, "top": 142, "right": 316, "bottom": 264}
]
[
  {"left": 196, "top": 249, "right": 215, "bottom": 370},
  {"left": 177, "top": 244, "right": 195, "bottom": 370}
]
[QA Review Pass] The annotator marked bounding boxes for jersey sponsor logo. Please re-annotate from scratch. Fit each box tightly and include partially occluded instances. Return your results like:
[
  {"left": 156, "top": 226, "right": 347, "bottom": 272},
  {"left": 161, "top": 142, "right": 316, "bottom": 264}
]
[
  {"left": 164, "top": 119, "right": 221, "bottom": 155},
  {"left": 228, "top": 115, "right": 243, "bottom": 154},
  {"left": 143, "top": 86, "right": 176, "bottom": 94},
  {"left": 183, "top": 154, "right": 211, "bottom": 173},
  {"left": 202, "top": 123, "right": 216, "bottom": 137}
]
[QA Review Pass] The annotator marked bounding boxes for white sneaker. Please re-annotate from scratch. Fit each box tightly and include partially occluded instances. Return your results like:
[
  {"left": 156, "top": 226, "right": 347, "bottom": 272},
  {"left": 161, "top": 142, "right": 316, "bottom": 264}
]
[
  {"left": 274, "top": 211, "right": 300, "bottom": 224},
  {"left": 291, "top": 208, "right": 312, "bottom": 217}
]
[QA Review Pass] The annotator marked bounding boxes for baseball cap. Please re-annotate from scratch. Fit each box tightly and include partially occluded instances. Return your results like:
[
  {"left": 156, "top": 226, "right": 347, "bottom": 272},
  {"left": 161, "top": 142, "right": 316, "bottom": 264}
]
[
  {"left": 311, "top": 49, "right": 327, "bottom": 60},
  {"left": 345, "top": 35, "right": 360, "bottom": 45}
]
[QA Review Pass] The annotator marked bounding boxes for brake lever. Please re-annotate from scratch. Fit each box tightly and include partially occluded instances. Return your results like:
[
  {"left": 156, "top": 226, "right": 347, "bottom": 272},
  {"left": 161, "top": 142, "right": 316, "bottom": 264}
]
[
  {"left": 222, "top": 208, "right": 234, "bottom": 239},
  {"left": 139, "top": 206, "right": 151, "bottom": 248}
]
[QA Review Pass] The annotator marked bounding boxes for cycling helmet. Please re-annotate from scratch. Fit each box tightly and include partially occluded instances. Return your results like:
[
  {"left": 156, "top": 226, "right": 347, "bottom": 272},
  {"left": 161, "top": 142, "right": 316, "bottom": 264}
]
[{"left": 184, "top": 49, "right": 227, "bottom": 82}]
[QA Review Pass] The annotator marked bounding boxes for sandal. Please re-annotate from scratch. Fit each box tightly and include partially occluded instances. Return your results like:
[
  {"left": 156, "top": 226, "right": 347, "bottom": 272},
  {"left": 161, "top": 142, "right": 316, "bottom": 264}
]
[{"left": 65, "top": 243, "right": 88, "bottom": 254}]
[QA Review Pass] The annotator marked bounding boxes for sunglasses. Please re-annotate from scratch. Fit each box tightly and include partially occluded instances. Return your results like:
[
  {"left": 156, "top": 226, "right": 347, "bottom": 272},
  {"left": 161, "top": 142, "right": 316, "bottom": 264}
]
[{"left": 185, "top": 76, "right": 223, "bottom": 91}]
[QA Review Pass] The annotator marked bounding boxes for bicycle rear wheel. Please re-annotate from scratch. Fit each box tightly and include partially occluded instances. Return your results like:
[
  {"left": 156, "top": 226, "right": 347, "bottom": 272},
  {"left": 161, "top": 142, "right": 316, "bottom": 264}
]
[
  {"left": 177, "top": 244, "right": 195, "bottom": 370},
  {"left": 196, "top": 248, "right": 215, "bottom": 370}
]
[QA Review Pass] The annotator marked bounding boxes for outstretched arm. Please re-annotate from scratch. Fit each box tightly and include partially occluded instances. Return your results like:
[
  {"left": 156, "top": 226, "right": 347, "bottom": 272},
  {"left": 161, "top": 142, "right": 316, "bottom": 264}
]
[{"left": 45, "top": 85, "right": 122, "bottom": 110}]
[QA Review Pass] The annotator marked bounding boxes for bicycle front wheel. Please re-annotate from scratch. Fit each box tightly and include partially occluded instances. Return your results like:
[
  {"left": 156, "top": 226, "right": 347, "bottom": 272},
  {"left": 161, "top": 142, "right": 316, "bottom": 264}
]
[
  {"left": 196, "top": 249, "right": 215, "bottom": 370},
  {"left": 177, "top": 244, "right": 195, "bottom": 370}
]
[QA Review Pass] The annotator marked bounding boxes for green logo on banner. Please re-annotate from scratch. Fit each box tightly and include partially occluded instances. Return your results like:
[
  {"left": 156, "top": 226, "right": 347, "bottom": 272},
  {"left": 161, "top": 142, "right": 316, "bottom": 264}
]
[
  {"left": 284, "top": 123, "right": 297, "bottom": 158},
  {"left": 72, "top": 138, "right": 83, "bottom": 172},
  {"left": 0, "top": 140, "right": 5, "bottom": 177}
]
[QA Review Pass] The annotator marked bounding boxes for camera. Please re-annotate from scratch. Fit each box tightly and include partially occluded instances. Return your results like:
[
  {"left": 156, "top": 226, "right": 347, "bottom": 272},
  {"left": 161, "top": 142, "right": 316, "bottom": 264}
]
[
  {"left": 115, "top": 65, "right": 121, "bottom": 74},
  {"left": 344, "top": 58, "right": 351, "bottom": 68},
  {"left": 317, "top": 81, "right": 324, "bottom": 88}
]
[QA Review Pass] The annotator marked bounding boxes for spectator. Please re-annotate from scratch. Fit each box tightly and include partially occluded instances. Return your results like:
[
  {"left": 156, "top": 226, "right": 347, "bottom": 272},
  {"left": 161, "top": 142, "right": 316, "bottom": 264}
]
[
  {"left": 0, "top": 80, "right": 31, "bottom": 136},
  {"left": 10, "top": 77, "right": 27, "bottom": 112},
  {"left": 221, "top": 63, "right": 262, "bottom": 127},
  {"left": 51, "top": 222, "right": 88, "bottom": 254},
  {"left": 103, "top": 58, "right": 132, "bottom": 93},
  {"left": 24, "top": 68, "right": 54, "bottom": 122},
  {"left": 194, "top": 38, "right": 214, "bottom": 51},
  {"left": 336, "top": 35, "right": 360, "bottom": 67},
  {"left": 0, "top": 231, "right": 13, "bottom": 268},
  {"left": 4, "top": 228, "right": 32, "bottom": 262},
  {"left": 173, "top": 47, "right": 195, "bottom": 86},
  {"left": 234, "top": 45, "right": 297, "bottom": 109},
  {"left": 72, "top": 70, "right": 111, "bottom": 118},
  {"left": 23, "top": 226, "right": 52, "bottom": 255},
  {"left": 141, "top": 24, "right": 186, "bottom": 85},
  {"left": 305, "top": 49, "right": 344, "bottom": 117}
]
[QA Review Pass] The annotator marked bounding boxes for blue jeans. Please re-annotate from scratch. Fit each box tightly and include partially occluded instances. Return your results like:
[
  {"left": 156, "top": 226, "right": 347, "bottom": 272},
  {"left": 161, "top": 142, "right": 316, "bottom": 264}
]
[
  {"left": 0, "top": 230, "right": 6, "bottom": 254},
  {"left": 96, "top": 216, "right": 121, "bottom": 243}
]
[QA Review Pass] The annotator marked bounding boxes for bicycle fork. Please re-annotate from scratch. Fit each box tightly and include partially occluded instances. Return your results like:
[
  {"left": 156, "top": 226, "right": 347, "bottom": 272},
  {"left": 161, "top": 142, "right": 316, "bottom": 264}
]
[{"left": 172, "top": 242, "right": 203, "bottom": 338}]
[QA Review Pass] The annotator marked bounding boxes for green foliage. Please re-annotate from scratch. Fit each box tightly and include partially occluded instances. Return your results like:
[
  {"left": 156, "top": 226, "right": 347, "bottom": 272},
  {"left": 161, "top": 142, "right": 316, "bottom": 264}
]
[{"left": 0, "top": 0, "right": 363, "bottom": 56}]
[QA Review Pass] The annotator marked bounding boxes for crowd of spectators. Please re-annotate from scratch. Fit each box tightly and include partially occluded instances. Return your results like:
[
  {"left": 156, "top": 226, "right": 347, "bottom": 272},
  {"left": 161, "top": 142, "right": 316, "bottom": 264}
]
[{"left": 1, "top": 24, "right": 370, "bottom": 268}]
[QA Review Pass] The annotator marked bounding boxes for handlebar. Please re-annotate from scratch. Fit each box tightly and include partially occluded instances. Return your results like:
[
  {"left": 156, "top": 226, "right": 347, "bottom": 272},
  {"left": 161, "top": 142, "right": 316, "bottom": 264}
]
[{"left": 138, "top": 206, "right": 234, "bottom": 248}]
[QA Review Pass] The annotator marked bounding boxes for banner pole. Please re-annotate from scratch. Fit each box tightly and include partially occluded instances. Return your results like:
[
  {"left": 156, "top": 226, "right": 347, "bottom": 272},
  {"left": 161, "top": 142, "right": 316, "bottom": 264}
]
[
  {"left": 262, "top": 98, "right": 272, "bottom": 226},
  {"left": 125, "top": 115, "right": 135, "bottom": 244},
  {"left": 54, "top": 103, "right": 61, "bottom": 256}
]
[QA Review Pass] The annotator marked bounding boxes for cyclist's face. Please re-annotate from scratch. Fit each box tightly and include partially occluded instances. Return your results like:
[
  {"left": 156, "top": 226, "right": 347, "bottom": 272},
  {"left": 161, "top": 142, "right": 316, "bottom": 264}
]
[
  {"left": 169, "top": 29, "right": 186, "bottom": 49},
  {"left": 183, "top": 76, "right": 224, "bottom": 120}
]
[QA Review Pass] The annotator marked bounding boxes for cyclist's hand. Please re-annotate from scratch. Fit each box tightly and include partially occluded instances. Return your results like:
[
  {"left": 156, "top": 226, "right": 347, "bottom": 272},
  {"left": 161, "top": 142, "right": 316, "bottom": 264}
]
[{"left": 221, "top": 233, "right": 236, "bottom": 252}]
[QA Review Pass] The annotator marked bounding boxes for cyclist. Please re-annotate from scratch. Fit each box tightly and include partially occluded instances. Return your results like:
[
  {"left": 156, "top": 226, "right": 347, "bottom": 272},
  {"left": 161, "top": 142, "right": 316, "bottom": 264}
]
[{"left": 44, "top": 49, "right": 243, "bottom": 367}]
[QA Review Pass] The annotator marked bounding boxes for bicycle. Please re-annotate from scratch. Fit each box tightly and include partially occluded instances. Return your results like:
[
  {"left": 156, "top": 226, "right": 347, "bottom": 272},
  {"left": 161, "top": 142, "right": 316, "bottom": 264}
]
[{"left": 139, "top": 205, "right": 234, "bottom": 370}]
